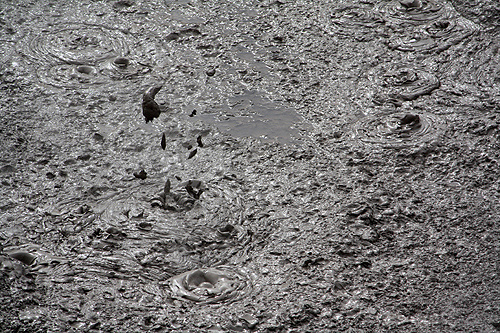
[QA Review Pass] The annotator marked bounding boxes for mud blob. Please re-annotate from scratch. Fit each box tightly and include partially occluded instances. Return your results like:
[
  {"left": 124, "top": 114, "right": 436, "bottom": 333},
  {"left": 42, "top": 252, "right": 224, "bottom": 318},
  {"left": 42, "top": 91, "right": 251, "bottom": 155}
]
[
  {"left": 142, "top": 85, "right": 163, "bottom": 123},
  {"left": 169, "top": 266, "right": 252, "bottom": 304},
  {"left": 352, "top": 111, "right": 445, "bottom": 148}
]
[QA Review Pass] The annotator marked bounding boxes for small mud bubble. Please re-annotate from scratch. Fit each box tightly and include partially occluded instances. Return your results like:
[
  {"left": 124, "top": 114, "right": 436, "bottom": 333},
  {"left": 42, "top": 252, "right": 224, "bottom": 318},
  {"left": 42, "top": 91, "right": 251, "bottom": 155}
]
[
  {"left": 217, "top": 224, "right": 235, "bottom": 238},
  {"left": 169, "top": 266, "right": 252, "bottom": 304},
  {"left": 9, "top": 252, "right": 36, "bottom": 265},
  {"left": 76, "top": 65, "right": 94, "bottom": 74},
  {"left": 400, "top": 0, "right": 422, "bottom": 9},
  {"left": 206, "top": 68, "right": 216, "bottom": 76},
  {"left": 400, "top": 114, "right": 420, "bottom": 126},
  {"left": 113, "top": 57, "right": 130, "bottom": 68},
  {"left": 137, "top": 222, "right": 153, "bottom": 231}
]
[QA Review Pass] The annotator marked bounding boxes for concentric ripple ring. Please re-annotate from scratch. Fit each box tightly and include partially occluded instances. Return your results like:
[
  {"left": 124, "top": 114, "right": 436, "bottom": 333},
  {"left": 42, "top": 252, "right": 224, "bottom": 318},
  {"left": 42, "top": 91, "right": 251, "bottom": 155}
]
[{"left": 352, "top": 111, "right": 445, "bottom": 148}]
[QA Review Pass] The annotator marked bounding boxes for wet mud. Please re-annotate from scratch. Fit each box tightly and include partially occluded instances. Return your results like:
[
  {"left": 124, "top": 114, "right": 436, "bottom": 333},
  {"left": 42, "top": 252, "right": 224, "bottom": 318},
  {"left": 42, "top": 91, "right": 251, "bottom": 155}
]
[{"left": 1, "top": 0, "right": 499, "bottom": 332}]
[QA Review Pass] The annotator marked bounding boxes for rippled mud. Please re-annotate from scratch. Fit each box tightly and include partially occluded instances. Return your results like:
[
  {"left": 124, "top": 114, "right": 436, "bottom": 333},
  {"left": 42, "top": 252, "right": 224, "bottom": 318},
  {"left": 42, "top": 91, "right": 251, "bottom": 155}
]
[{"left": 1, "top": 0, "right": 499, "bottom": 332}]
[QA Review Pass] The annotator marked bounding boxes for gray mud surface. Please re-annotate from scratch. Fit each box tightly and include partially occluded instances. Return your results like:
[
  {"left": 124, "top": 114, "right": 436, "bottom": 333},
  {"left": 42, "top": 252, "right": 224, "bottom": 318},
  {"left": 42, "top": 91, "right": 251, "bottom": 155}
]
[{"left": 1, "top": 0, "right": 499, "bottom": 332}]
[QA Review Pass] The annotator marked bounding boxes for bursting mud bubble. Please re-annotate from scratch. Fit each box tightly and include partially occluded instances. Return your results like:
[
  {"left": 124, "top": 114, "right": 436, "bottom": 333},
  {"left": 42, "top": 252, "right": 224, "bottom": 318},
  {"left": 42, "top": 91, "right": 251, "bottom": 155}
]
[{"left": 0, "top": 0, "right": 499, "bottom": 332}]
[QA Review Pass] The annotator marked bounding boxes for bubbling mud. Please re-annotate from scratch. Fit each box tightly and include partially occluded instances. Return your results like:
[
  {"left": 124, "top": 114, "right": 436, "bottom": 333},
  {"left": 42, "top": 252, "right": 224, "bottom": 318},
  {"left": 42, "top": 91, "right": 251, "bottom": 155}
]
[
  {"left": 17, "top": 23, "right": 152, "bottom": 88},
  {"left": 168, "top": 266, "right": 253, "bottom": 304},
  {"left": 374, "top": 0, "right": 456, "bottom": 25},
  {"left": 20, "top": 23, "right": 129, "bottom": 65},
  {"left": 374, "top": 67, "right": 440, "bottom": 105},
  {"left": 352, "top": 110, "right": 445, "bottom": 148},
  {"left": 388, "top": 16, "right": 479, "bottom": 53}
]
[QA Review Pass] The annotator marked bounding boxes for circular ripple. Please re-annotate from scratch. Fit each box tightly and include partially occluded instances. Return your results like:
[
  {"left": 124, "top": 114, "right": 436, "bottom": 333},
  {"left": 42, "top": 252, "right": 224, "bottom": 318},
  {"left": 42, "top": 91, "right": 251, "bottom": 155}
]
[
  {"left": 332, "top": 6, "right": 382, "bottom": 30},
  {"left": 352, "top": 111, "right": 445, "bottom": 148},
  {"left": 374, "top": 68, "right": 440, "bottom": 104},
  {"left": 388, "top": 16, "right": 479, "bottom": 53},
  {"left": 374, "top": 0, "right": 455, "bottom": 25},
  {"left": 168, "top": 266, "right": 253, "bottom": 304},
  {"left": 20, "top": 22, "right": 129, "bottom": 65},
  {"left": 36, "top": 63, "right": 108, "bottom": 88}
]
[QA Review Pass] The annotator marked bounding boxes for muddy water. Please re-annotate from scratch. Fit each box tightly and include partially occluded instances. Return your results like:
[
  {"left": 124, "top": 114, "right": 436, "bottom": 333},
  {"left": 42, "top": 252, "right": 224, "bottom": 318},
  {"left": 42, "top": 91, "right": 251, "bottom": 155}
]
[{"left": 1, "top": 0, "right": 499, "bottom": 331}]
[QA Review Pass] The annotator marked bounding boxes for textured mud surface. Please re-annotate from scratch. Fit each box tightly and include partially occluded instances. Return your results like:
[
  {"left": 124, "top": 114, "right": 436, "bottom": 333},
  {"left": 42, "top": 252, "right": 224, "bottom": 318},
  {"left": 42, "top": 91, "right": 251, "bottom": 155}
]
[{"left": 0, "top": 0, "right": 499, "bottom": 332}]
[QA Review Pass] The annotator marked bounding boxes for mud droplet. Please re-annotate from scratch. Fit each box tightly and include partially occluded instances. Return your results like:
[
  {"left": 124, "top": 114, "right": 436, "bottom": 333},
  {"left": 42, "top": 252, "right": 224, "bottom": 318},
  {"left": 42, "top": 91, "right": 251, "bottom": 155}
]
[
  {"left": 189, "top": 109, "right": 197, "bottom": 117},
  {"left": 161, "top": 133, "right": 166, "bottom": 150},
  {"left": 206, "top": 68, "right": 216, "bottom": 76},
  {"left": 133, "top": 169, "right": 147, "bottom": 180},
  {"left": 142, "top": 85, "right": 162, "bottom": 123},
  {"left": 188, "top": 148, "right": 197, "bottom": 159},
  {"left": 164, "top": 178, "right": 171, "bottom": 195}
]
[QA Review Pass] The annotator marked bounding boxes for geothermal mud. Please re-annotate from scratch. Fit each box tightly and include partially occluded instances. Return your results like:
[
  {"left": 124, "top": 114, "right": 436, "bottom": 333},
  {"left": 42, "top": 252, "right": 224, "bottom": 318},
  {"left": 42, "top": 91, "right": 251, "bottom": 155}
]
[{"left": 0, "top": 0, "right": 499, "bottom": 332}]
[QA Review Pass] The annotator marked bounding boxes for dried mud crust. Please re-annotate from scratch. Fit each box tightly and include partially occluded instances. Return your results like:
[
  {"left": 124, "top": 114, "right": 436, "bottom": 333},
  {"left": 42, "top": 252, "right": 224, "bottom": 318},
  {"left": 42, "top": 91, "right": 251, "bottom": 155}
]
[{"left": 0, "top": 0, "right": 499, "bottom": 332}]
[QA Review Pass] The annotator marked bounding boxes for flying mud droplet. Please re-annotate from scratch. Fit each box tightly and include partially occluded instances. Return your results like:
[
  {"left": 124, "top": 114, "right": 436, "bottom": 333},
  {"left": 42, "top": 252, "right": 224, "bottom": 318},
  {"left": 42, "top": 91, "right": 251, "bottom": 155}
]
[
  {"left": 188, "top": 148, "right": 197, "bottom": 159},
  {"left": 189, "top": 109, "right": 197, "bottom": 117},
  {"left": 374, "top": 68, "right": 440, "bottom": 105},
  {"left": 142, "top": 85, "right": 163, "bottom": 123},
  {"left": 196, "top": 135, "right": 203, "bottom": 147},
  {"left": 168, "top": 266, "right": 253, "bottom": 304},
  {"left": 161, "top": 133, "right": 166, "bottom": 150},
  {"left": 352, "top": 110, "right": 445, "bottom": 148},
  {"left": 133, "top": 169, "right": 147, "bottom": 180}
]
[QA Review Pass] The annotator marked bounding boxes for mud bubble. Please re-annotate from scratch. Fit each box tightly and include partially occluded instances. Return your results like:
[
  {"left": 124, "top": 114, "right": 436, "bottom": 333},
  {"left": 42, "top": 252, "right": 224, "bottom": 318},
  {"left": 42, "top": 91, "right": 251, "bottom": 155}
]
[
  {"left": 374, "top": 0, "right": 456, "bottom": 25},
  {"left": 168, "top": 266, "right": 253, "bottom": 304},
  {"left": 352, "top": 110, "right": 445, "bottom": 148}
]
